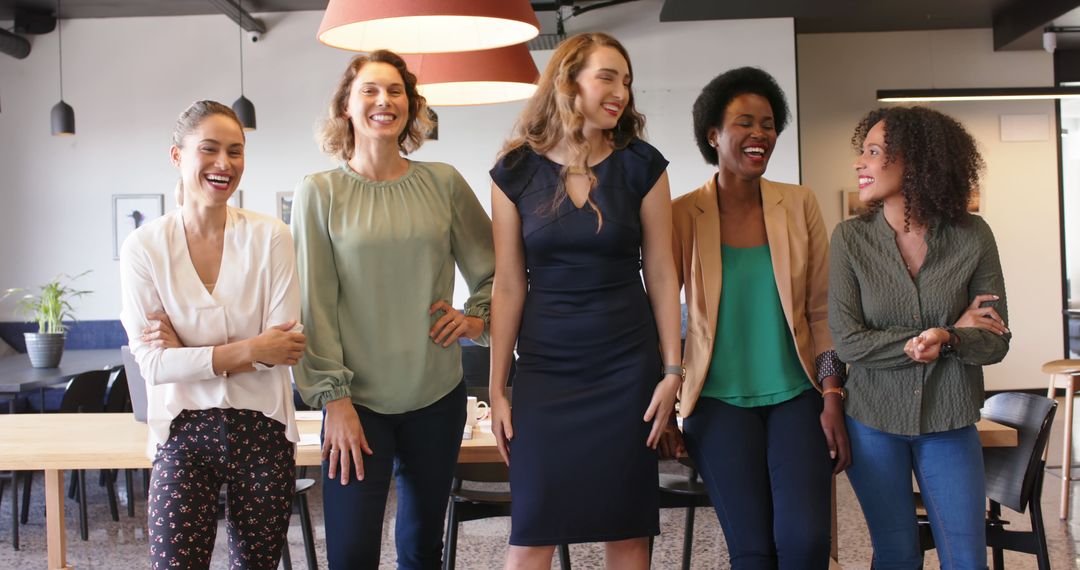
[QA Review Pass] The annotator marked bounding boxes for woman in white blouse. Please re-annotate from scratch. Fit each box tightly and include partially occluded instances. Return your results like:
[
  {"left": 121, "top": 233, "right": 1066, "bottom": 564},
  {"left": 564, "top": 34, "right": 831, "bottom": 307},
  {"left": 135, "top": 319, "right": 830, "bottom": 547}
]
[{"left": 119, "top": 100, "right": 306, "bottom": 570}]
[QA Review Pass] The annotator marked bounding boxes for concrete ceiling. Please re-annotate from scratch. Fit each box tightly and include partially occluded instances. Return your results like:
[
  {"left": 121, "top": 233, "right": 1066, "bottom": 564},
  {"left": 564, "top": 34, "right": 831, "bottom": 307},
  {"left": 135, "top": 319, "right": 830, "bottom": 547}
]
[{"left": 2, "top": 0, "right": 1077, "bottom": 51}]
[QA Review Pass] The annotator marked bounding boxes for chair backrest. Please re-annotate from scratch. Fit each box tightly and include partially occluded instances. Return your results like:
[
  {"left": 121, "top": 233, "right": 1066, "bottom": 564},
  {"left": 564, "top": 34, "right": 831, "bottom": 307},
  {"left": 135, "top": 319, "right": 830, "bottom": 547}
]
[
  {"left": 461, "top": 344, "right": 515, "bottom": 390},
  {"left": 121, "top": 346, "right": 149, "bottom": 422},
  {"left": 981, "top": 392, "right": 1057, "bottom": 513},
  {"left": 59, "top": 370, "right": 111, "bottom": 414},
  {"left": 104, "top": 366, "right": 131, "bottom": 413},
  {"left": 454, "top": 462, "right": 510, "bottom": 483}
]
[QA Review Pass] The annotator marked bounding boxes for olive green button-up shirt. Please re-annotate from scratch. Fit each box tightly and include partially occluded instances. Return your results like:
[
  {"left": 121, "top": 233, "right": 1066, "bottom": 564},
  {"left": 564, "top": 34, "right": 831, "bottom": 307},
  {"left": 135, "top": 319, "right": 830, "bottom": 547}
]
[
  {"left": 291, "top": 161, "right": 494, "bottom": 413},
  {"left": 828, "top": 211, "right": 1010, "bottom": 436}
]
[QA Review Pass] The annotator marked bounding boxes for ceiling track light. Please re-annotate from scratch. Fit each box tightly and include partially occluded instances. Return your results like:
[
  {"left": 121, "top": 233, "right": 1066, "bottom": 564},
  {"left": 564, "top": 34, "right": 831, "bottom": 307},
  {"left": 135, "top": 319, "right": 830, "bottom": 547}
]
[{"left": 877, "top": 87, "right": 1080, "bottom": 102}]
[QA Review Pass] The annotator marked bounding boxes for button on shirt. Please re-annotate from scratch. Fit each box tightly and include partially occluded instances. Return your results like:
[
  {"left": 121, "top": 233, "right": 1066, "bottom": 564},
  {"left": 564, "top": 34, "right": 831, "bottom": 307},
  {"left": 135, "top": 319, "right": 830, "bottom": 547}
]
[{"left": 828, "top": 211, "right": 1010, "bottom": 436}]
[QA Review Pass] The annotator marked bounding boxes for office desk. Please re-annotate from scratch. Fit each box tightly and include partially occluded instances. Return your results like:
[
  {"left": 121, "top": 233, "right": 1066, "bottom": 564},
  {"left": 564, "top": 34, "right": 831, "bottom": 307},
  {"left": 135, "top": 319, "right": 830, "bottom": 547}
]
[
  {"left": 0, "top": 349, "right": 121, "bottom": 411},
  {"left": 0, "top": 412, "right": 499, "bottom": 569},
  {"left": 0, "top": 413, "right": 1010, "bottom": 570}
]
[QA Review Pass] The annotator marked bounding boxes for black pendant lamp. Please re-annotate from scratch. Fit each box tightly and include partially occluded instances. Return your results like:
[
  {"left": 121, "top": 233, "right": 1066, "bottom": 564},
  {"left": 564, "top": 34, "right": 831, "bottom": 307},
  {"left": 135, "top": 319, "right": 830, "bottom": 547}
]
[
  {"left": 231, "top": 0, "right": 256, "bottom": 131},
  {"left": 51, "top": 0, "right": 74, "bottom": 136}
]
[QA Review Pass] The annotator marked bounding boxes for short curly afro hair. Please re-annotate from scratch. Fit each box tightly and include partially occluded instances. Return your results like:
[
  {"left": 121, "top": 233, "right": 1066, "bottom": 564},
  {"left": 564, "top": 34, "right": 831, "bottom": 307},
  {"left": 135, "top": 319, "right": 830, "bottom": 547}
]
[
  {"left": 692, "top": 67, "right": 790, "bottom": 165},
  {"left": 851, "top": 106, "right": 984, "bottom": 228}
]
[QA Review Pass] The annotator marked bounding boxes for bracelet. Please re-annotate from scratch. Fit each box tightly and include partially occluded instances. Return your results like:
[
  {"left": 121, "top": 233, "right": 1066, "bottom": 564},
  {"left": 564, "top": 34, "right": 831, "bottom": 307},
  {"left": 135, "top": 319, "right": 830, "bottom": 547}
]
[
  {"left": 821, "top": 386, "right": 846, "bottom": 400},
  {"left": 662, "top": 364, "right": 685, "bottom": 379}
]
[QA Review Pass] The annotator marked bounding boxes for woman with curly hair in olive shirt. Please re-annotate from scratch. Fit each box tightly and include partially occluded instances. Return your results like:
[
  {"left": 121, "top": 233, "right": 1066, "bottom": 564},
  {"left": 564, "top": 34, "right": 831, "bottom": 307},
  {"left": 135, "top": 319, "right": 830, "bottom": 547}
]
[{"left": 829, "top": 106, "right": 1010, "bottom": 569}]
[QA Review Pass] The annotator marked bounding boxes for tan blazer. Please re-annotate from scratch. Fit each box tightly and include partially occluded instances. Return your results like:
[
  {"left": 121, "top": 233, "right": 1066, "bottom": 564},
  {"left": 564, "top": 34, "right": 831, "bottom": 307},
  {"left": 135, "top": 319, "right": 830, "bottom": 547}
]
[{"left": 672, "top": 175, "right": 833, "bottom": 417}]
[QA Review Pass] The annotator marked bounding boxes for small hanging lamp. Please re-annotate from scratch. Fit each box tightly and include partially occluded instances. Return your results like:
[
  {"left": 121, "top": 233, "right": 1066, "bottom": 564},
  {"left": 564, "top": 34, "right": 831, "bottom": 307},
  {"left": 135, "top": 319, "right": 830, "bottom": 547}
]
[
  {"left": 318, "top": 0, "right": 539, "bottom": 54},
  {"left": 231, "top": 0, "right": 256, "bottom": 130},
  {"left": 50, "top": 0, "right": 74, "bottom": 136}
]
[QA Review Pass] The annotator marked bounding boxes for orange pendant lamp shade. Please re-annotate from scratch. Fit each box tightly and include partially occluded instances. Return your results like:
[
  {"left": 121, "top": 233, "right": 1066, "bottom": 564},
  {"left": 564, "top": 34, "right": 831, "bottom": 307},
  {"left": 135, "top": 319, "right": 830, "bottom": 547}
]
[
  {"left": 404, "top": 44, "right": 540, "bottom": 106},
  {"left": 318, "top": 0, "right": 540, "bottom": 54}
]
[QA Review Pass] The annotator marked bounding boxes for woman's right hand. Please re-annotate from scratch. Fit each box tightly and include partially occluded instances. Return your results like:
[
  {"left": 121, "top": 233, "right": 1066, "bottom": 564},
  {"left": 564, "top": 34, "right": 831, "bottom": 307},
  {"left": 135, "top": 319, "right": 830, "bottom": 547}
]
[
  {"left": 248, "top": 321, "right": 306, "bottom": 366},
  {"left": 490, "top": 394, "right": 513, "bottom": 466},
  {"left": 322, "top": 397, "right": 374, "bottom": 485},
  {"left": 953, "top": 294, "right": 1008, "bottom": 335}
]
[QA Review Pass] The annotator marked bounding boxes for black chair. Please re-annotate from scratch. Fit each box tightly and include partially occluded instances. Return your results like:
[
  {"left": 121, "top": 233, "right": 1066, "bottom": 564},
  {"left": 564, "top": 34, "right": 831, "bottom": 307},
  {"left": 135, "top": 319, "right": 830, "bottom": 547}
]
[
  {"left": 917, "top": 392, "right": 1057, "bottom": 570},
  {"left": 58, "top": 370, "right": 111, "bottom": 541},
  {"left": 443, "top": 459, "right": 571, "bottom": 570},
  {"left": 100, "top": 366, "right": 139, "bottom": 519},
  {"left": 279, "top": 477, "right": 318, "bottom": 570},
  {"left": 655, "top": 457, "right": 712, "bottom": 570}
]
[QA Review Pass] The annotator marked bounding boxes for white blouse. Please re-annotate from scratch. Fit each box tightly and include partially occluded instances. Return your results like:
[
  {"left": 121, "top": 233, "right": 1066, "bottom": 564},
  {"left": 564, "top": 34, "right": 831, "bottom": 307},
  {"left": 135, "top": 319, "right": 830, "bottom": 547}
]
[{"left": 119, "top": 207, "right": 300, "bottom": 458}]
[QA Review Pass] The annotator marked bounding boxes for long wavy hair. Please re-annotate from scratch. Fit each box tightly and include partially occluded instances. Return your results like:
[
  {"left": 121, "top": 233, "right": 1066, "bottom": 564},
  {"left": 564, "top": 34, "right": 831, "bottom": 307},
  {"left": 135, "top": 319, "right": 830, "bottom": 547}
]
[
  {"left": 500, "top": 32, "right": 645, "bottom": 230},
  {"left": 318, "top": 50, "right": 433, "bottom": 161},
  {"left": 851, "top": 106, "right": 983, "bottom": 230}
]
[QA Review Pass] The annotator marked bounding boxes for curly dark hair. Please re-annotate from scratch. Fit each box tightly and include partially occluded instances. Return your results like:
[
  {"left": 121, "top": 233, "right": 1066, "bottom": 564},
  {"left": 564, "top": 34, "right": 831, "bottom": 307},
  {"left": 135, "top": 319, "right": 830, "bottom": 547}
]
[
  {"left": 691, "top": 67, "right": 790, "bottom": 165},
  {"left": 851, "top": 106, "right": 984, "bottom": 229}
]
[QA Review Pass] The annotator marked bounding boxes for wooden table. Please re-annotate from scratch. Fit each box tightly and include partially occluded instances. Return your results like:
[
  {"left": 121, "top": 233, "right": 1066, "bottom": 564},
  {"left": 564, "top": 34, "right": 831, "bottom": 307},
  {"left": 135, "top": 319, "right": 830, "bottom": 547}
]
[
  {"left": 0, "top": 413, "right": 499, "bottom": 569},
  {"left": 0, "top": 413, "right": 1011, "bottom": 570},
  {"left": 0, "top": 349, "right": 121, "bottom": 411}
]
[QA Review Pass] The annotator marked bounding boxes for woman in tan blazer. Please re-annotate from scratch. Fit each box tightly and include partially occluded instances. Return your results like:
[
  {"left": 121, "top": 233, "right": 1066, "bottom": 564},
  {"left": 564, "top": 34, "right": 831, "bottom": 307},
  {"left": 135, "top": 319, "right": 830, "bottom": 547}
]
[{"left": 670, "top": 67, "right": 849, "bottom": 570}]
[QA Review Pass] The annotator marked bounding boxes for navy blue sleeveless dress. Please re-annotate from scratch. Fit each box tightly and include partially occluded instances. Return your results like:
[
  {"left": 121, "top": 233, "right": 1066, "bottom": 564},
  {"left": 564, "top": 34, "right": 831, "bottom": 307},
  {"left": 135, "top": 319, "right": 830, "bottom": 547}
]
[{"left": 490, "top": 139, "right": 668, "bottom": 546}]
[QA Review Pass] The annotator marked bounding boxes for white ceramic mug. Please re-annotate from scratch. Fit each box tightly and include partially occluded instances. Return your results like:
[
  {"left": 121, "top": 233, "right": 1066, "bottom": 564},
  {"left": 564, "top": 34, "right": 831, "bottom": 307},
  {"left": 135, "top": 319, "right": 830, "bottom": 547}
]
[{"left": 466, "top": 396, "right": 490, "bottom": 428}]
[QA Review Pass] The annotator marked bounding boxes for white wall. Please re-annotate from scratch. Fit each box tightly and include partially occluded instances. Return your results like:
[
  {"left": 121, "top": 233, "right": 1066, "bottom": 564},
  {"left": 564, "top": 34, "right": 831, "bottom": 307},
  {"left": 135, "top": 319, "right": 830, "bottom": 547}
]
[
  {"left": 798, "top": 29, "right": 1063, "bottom": 390},
  {"left": 0, "top": 1, "right": 798, "bottom": 319}
]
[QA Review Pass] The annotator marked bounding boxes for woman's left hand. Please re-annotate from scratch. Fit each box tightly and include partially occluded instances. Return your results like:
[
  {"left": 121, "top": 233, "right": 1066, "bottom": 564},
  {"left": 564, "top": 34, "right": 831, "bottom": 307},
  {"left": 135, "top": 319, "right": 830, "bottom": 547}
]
[
  {"left": 820, "top": 395, "right": 851, "bottom": 474},
  {"left": 429, "top": 300, "right": 483, "bottom": 347},
  {"left": 644, "top": 374, "right": 682, "bottom": 449},
  {"left": 905, "top": 327, "right": 949, "bottom": 363},
  {"left": 142, "top": 311, "right": 183, "bottom": 349}
]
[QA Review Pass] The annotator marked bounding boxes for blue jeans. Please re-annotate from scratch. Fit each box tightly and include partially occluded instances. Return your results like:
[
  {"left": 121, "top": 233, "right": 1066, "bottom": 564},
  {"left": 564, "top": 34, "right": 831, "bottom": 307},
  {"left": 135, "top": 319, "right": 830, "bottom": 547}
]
[
  {"left": 845, "top": 416, "right": 987, "bottom": 570},
  {"left": 683, "top": 390, "right": 833, "bottom": 570},
  {"left": 321, "top": 382, "right": 467, "bottom": 570}
]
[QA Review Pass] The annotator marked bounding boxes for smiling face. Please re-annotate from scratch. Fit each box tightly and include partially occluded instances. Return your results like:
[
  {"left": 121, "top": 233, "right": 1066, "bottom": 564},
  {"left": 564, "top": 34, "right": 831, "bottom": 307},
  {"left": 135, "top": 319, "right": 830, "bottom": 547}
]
[
  {"left": 573, "top": 45, "right": 631, "bottom": 134},
  {"left": 170, "top": 113, "right": 244, "bottom": 207},
  {"left": 711, "top": 93, "right": 777, "bottom": 180},
  {"left": 345, "top": 61, "right": 409, "bottom": 146},
  {"left": 854, "top": 120, "right": 904, "bottom": 204}
]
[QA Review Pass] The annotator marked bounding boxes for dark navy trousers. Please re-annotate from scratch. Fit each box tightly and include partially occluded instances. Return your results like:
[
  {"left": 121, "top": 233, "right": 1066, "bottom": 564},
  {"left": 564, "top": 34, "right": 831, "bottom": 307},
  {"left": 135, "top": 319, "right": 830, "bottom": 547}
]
[{"left": 683, "top": 389, "right": 834, "bottom": 570}]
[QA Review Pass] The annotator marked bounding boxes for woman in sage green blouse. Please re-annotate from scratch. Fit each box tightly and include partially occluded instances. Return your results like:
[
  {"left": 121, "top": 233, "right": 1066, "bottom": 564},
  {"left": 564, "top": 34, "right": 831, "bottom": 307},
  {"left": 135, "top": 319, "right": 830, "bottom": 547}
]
[
  {"left": 671, "top": 67, "right": 848, "bottom": 570},
  {"left": 291, "top": 51, "right": 494, "bottom": 569},
  {"left": 830, "top": 106, "right": 1010, "bottom": 570}
]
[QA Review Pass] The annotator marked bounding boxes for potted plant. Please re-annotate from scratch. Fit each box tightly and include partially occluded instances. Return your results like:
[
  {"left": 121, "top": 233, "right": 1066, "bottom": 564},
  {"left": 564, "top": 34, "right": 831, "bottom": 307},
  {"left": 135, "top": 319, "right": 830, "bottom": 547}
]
[{"left": 3, "top": 271, "right": 92, "bottom": 368}]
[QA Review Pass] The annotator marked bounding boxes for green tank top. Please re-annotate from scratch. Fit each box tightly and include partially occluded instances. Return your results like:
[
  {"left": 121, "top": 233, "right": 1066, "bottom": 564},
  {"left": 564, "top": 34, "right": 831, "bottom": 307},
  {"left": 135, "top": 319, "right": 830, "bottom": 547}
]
[{"left": 701, "top": 244, "right": 811, "bottom": 407}]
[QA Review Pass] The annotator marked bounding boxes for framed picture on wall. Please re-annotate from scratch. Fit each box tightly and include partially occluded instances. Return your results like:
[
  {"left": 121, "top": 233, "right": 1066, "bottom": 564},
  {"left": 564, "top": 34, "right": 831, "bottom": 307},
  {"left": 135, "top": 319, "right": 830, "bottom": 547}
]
[
  {"left": 841, "top": 190, "right": 867, "bottom": 220},
  {"left": 113, "top": 194, "right": 164, "bottom": 259},
  {"left": 968, "top": 189, "right": 982, "bottom": 214},
  {"left": 277, "top": 192, "right": 294, "bottom": 225},
  {"left": 228, "top": 190, "right": 243, "bottom": 208}
]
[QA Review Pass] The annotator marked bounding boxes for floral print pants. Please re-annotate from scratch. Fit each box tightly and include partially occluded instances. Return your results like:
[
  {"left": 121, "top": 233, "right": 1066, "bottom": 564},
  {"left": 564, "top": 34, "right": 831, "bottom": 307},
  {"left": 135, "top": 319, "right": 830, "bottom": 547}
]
[{"left": 148, "top": 408, "right": 295, "bottom": 569}]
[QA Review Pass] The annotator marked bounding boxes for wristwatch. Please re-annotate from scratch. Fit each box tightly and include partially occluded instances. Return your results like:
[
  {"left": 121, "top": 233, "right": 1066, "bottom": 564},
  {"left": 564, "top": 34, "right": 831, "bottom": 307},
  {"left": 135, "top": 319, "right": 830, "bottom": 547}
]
[
  {"left": 940, "top": 326, "right": 958, "bottom": 357},
  {"left": 662, "top": 364, "right": 685, "bottom": 379}
]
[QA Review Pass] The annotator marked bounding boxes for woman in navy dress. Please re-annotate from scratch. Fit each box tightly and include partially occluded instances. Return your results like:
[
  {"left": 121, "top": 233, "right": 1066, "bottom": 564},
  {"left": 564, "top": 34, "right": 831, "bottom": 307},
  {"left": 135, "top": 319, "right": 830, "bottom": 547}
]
[{"left": 488, "top": 32, "right": 683, "bottom": 569}]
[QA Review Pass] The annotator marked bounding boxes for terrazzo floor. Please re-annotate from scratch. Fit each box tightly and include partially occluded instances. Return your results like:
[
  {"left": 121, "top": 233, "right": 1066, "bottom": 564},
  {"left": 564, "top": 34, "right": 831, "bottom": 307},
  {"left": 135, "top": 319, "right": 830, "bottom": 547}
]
[{"left": 3, "top": 400, "right": 1080, "bottom": 569}]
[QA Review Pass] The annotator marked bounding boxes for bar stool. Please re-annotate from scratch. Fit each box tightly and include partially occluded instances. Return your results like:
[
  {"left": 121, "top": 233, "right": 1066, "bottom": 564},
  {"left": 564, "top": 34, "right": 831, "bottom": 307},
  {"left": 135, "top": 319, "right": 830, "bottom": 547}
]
[{"left": 1044, "top": 359, "right": 1080, "bottom": 519}]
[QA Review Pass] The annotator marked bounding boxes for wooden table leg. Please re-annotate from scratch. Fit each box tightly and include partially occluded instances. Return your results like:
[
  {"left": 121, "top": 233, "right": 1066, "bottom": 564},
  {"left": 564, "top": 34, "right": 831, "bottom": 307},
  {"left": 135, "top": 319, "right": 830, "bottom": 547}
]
[{"left": 44, "top": 469, "right": 73, "bottom": 570}]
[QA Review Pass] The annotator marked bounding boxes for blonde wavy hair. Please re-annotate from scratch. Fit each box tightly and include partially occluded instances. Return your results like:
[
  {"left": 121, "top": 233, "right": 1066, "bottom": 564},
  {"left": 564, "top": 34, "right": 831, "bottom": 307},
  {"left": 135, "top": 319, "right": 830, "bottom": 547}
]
[
  {"left": 318, "top": 51, "right": 434, "bottom": 161},
  {"left": 500, "top": 32, "right": 645, "bottom": 230}
]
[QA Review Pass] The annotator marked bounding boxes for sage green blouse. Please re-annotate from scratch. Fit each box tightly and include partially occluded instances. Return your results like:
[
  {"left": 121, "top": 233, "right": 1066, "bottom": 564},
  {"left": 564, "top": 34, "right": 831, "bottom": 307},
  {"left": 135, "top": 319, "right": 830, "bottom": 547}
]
[
  {"left": 828, "top": 211, "right": 1010, "bottom": 436},
  {"left": 291, "top": 161, "right": 494, "bottom": 413}
]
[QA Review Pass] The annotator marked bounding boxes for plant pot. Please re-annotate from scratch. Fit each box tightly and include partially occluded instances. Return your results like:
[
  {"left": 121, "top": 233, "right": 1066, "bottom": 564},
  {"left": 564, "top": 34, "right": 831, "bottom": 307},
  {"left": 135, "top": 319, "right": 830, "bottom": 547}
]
[{"left": 24, "top": 332, "right": 66, "bottom": 368}]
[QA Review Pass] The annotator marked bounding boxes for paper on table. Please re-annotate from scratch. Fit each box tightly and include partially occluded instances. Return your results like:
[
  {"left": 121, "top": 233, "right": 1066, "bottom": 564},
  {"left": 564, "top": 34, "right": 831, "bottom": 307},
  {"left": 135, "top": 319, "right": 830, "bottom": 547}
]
[
  {"left": 298, "top": 433, "right": 321, "bottom": 447},
  {"left": 295, "top": 410, "right": 323, "bottom": 421}
]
